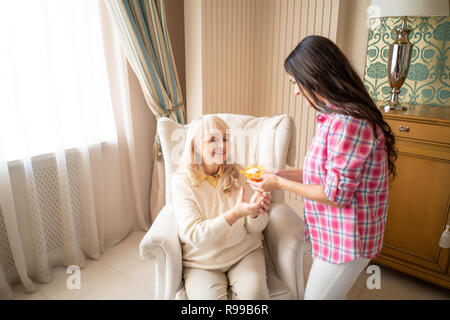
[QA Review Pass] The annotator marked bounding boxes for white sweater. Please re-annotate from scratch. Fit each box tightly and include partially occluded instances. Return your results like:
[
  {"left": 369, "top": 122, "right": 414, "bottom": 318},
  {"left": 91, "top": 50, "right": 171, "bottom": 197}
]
[{"left": 171, "top": 172, "right": 269, "bottom": 271}]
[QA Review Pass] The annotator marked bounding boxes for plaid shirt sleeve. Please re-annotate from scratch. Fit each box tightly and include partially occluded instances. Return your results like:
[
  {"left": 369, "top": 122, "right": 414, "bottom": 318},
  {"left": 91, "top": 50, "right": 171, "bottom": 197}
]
[{"left": 324, "top": 115, "right": 376, "bottom": 207}]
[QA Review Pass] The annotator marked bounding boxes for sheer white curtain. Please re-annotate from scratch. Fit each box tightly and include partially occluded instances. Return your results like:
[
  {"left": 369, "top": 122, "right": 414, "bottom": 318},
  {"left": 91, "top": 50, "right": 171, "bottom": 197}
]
[{"left": 0, "top": 0, "right": 150, "bottom": 299}]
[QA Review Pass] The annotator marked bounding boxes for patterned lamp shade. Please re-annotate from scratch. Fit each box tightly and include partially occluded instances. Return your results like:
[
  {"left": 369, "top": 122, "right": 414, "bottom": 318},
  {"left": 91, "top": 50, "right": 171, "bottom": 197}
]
[{"left": 369, "top": 0, "right": 449, "bottom": 18}]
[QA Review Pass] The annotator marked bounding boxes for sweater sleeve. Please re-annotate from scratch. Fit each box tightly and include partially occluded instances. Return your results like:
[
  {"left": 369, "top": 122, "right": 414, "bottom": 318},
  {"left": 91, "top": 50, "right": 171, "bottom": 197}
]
[
  {"left": 171, "top": 175, "right": 232, "bottom": 248},
  {"left": 245, "top": 213, "right": 269, "bottom": 233}
]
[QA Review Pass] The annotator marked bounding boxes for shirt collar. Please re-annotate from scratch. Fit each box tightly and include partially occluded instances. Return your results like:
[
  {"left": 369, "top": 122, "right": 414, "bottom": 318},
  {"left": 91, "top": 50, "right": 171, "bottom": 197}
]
[
  {"left": 316, "top": 113, "right": 330, "bottom": 123},
  {"left": 200, "top": 165, "right": 224, "bottom": 188},
  {"left": 316, "top": 104, "right": 338, "bottom": 123}
]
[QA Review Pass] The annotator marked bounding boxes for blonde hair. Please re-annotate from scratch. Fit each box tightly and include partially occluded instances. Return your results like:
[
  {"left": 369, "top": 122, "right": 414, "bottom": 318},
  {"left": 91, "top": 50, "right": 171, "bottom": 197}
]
[{"left": 175, "top": 115, "right": 241, "bottom": 194}]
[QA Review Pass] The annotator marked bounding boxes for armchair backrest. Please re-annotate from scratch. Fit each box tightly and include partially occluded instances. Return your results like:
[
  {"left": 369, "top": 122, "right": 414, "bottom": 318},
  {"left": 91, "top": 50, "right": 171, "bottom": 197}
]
[{"left": 157, "top": 113, "right": 296, "bottom": 204}]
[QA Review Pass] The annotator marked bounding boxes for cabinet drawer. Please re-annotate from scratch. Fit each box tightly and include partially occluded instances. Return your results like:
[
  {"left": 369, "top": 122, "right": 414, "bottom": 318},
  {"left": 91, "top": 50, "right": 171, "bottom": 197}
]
[{"left": 386, "top": 119, "right": 450, "bottom": 145}]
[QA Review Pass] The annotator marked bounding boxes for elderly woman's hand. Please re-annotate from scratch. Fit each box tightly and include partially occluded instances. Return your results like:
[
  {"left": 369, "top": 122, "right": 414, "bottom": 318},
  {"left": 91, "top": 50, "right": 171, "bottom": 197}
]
[
  {"left": 247, "top": 173, "right": 280, "bottom": 193},
  {"left": 232, "top": 187, "right": 262, "bottom": 218},
  {"left": 249, "top": 191, "right": 272, "bottom": 218}
]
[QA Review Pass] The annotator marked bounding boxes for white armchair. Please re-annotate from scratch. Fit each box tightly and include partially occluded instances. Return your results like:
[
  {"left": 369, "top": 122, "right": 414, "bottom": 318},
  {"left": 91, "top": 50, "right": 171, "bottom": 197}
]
[{"left": 139, "top": 113, "right": 308, "bottom": 300}]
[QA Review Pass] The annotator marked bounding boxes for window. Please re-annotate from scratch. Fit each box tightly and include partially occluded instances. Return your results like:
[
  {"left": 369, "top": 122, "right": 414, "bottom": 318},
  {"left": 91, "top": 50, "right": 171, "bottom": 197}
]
[{"left": 0, "top": 0, "right": 117, "bottom": 161}]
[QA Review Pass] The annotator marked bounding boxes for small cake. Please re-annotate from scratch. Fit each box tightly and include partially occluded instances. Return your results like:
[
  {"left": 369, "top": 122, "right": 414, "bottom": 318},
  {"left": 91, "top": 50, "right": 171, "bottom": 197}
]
[{"left": 240, "top": 165, "right": 264, "bottom": 181}]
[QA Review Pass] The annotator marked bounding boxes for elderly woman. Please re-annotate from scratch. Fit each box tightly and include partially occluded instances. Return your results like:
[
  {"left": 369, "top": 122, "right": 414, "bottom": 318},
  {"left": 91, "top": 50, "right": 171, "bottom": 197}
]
[{"left": 171, "top": 115, "right": 272, "bottom": 300}]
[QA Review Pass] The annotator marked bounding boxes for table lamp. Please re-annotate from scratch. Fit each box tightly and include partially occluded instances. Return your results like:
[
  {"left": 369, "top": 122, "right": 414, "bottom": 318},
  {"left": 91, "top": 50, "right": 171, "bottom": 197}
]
[{"left": 368, "top": 0, "right": 449, "bottom": 111}]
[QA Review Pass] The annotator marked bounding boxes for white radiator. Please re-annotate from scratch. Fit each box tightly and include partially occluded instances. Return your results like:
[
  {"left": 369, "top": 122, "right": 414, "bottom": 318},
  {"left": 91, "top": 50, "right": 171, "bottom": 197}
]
[{"left": 0, "top": 150, "right": 85, "bottom": 278}]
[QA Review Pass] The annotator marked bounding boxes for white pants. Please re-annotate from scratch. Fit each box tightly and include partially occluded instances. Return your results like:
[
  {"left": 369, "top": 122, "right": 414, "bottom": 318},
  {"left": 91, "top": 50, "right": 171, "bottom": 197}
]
[
  {"left": 183, "top": 248, "right": 270, "bottom": 300},
  {"left": 304, "top": 257, "right": 370, "bottom": 300}
]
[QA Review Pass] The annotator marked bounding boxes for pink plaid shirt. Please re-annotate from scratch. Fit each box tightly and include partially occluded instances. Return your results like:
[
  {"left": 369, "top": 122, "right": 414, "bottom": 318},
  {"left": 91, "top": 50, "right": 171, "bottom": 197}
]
[{"left": 303, "top": 110, "right": 389, "bottom": 264}]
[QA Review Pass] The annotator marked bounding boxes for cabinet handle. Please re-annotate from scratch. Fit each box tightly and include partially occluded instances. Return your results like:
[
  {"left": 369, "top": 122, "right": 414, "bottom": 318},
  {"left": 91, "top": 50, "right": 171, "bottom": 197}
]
[
  {"left": 399, "top": 125, "right": 410, "bottom": 132},
  {"left": 439, "top": 225, "right": 450, "bottom": 249}
]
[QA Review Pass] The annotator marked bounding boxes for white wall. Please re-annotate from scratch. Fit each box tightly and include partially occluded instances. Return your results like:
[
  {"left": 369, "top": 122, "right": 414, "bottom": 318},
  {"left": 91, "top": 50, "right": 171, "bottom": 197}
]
[{"left": 336, "top": 0, "right": 370, "bottom": 78}]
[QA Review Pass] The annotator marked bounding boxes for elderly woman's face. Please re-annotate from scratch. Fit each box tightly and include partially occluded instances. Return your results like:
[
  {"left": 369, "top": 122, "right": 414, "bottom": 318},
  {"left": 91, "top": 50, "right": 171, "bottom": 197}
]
[{"left": 195, "top": 125, "right": 228, "bottom": 166}]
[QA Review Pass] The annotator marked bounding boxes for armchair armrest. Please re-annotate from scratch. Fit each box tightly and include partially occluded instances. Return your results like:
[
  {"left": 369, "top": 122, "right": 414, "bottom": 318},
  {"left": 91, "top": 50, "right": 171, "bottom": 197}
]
[
  {"left": 139, "top": 205, "right": 182, "bottom": 299},
  {"left": 264, "top": 202, "right": 307, "bottom": 299}
]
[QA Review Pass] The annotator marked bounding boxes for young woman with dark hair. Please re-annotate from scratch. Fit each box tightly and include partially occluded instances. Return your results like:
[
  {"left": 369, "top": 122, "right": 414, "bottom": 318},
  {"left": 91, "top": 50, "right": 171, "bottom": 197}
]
[{"left": 248, "top": 35, "right": 397, "bottom": 300}]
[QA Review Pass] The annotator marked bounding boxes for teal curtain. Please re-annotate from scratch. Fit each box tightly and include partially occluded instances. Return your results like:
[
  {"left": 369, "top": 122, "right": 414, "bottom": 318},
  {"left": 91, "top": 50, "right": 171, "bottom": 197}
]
[
  {"left": 106, "top": 0, "right": 186, "bottom": 159},
  {"left": 106, "top": 0, "right": 186, "bottom": 221}
]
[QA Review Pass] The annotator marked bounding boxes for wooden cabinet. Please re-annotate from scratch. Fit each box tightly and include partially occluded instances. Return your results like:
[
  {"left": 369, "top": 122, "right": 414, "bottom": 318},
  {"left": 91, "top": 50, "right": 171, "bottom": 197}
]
[{"left": 373, "top": 103, "right": 450, "bottom": 289}]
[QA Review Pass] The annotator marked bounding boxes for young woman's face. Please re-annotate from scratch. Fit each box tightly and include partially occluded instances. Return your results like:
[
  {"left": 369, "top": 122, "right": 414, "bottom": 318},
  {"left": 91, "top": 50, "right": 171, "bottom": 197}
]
[
  {"left": 289, "top": 75, "right": 328, "bottom": 107},
  {"left": 196, "top": 125, "right": 228, "bottom": 166},
  {"left": 289, "top": 76, "right": 314, "bottom": 108},
  {"left": 289, "top": 76, "right": 302, "bottom": 96}
]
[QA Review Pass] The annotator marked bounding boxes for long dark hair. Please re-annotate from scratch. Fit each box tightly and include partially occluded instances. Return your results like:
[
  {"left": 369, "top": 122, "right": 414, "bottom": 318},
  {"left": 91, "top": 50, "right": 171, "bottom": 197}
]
[{"left": 284, "top": 35, "right": 397, "bottom": 180}]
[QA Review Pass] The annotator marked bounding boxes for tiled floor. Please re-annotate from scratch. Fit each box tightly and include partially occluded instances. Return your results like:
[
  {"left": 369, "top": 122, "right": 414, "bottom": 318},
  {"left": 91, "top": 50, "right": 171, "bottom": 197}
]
[
  {"left": 11, "top": 231, "right": 450, "bottom": 300},
  {"left": 11, "top": 231, "right": 154, "bottom": 300},
  {"left": 302, "top": 254, "right": 450, "bottom": 300}
]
